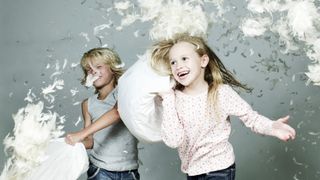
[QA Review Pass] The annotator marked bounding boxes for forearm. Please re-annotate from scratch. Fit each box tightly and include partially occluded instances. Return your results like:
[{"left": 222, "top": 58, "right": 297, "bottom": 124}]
[
  {"left": 221, "top": 85, "right": 273, "bottom": 135},
  {"left": 81, "top": 108, "right": 120, "bottom": 138},
  {"left": 239, "top": 110, "right": 274, "bottom": 136},
  {"left": 161, "top": 93, "right": 184, "bottom": 148}
]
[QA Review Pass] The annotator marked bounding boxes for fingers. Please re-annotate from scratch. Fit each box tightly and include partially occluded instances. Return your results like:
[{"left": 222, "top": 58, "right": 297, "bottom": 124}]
[
  {"left": 282, "top": 116, "right": 296, "bottom": 140},
  {"left": 277, "top": 115, "right": 290, "bottom": 123},
  {"left": 280, "top": 134, "right": 291, "bottom": 142},
  {"left": 65, "top": 134, "right": 75, "bottom": 145},
  {"left": 278, "top": 128, "right": 295, "bottom": 141},
  {"left": 153, "top": 88, "right": 175, "bottom": 98},
  {"left": 281, "top": 132, "right": 294, "bottom": 141},
  {"left": 273, "top": 116, "right": 296, "bottom": 142},
  {"left": 286, "top": 125, "right": 296, "bottom": 140}
]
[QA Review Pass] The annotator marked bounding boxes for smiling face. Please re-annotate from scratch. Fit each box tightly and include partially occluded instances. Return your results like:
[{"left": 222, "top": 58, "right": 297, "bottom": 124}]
[
  {"left": 169, "top": 41, "right": 209, "bottom": 91},
  {"left": 87, "top": 58, "right": 114, "bottom": 90}
]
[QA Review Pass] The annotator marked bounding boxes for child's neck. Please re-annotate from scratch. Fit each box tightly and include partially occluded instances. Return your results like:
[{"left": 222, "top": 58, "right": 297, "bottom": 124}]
[
  {"left": 183, "top": 82, "right": 208, "bottom": 95},
  {"left": 97, "top": 84, "right": 114, "bottom": 100}
]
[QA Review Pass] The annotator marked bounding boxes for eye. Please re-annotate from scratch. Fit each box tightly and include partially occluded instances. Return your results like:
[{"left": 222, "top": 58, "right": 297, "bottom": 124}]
[
  {"left": 182, "top": 57, "right": 188, "bottom": 61},
  {"left": 170, "top": 60, "right": 176, "bottom": 66},
  {"left": 87, "top": 68, "right": 93, "bottom": 74}
]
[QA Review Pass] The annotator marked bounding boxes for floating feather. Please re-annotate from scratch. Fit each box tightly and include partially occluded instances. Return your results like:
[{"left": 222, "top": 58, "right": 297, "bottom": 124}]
[{"left": 241, "top": 17, "right": 272, "bottom": 37}]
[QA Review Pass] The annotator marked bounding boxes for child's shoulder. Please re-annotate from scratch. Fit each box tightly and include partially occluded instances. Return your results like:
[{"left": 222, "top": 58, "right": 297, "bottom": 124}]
[
  {"left": 82, "top": 98, "right": 89, "bottom": 105},
  {"left": 217, "top": 84, "right": 239, "bottom": 98},
  {"left": 217, "top": 84, "right": 233, "bottom": 92}
]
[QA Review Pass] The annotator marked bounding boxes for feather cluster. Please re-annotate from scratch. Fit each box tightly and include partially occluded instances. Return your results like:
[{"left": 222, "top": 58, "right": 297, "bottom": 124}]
[
  {"left": 113, "top": 0, "right": 213, "bottom": 40},
  {"left": 147, "top": 0, "right": 209, "bottom": 40},
  {"left": 306, "top": 64, "right": 320, "bottom": 86},
  {"left": 41, "top": 79, "right": 64, "bottom": 104},
  {"left": 1, "top": 59, "right": 68, "bottom": 179},
  {"left": 1, "top": 102, "right": 64, "bottom": 180},
  {"left": 241, "top": 0, "right": 320, "bottom": 86}
]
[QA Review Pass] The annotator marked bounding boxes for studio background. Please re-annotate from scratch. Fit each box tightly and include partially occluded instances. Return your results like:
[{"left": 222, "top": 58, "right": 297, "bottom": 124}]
[{"left": 0, "top": 0, "right": 319, "bottom": 179}]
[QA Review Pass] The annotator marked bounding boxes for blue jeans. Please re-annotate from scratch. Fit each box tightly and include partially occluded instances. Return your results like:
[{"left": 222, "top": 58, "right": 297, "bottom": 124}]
[
  {"left": 87, "top": 164, "right": 140, "bottom": 180},
  {"left": 187, "top": 163, "right": 235, "bottom": 180}
]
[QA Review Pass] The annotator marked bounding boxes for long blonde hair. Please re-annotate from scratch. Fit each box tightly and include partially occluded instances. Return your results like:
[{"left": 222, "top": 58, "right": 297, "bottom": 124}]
[
  {"left": 151, "top": 33, "right": 250, "bottom": 106},
  {"left": 80, "top": 47, "right": 124, "bottom": 90}
]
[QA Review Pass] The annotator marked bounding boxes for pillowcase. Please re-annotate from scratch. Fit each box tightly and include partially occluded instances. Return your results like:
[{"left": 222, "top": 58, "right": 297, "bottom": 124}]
[
  {"left": 26, "top": 138, "right": 88, "bottom": 180},
  {"left": 118, "top": 51, "right": 171, "bottom": 143}
]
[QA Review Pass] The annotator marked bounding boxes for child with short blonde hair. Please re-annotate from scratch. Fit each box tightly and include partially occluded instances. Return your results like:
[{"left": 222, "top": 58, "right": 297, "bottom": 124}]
[{"left": 66, "top": 47, "right": 139, "bottom": 180}]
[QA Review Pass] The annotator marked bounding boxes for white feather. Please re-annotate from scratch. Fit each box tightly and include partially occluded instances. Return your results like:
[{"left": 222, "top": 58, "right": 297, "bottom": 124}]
[
  {"left": 70, "top": 88, "right": 79, "bottom": 96},
  {"left": 42, "top": 79, "right": 64, "bottom": 95},
  {"left": 93, "top": 24, "right": 111, "bottom": 36},
  {"left": 138, "top": 0, "right": 164, "bottom": 21},
  {"left": 287, "top": 1, "right": 319, "bottom": 40},
  {"left": 306, "top": 39, "right": 320, "bottom": 62},
  {"left": 84, "top": 74, "right": 99, "bottom": 87},
  {"left": 241, "top": 17, "right": 272, "bottom": 37},
  {"left": 114, "top": 1, "right": 131, "bottom": 10},
  {"left": 79, "top": 32, "right": 90, "bottom": 42},
  {"left": 306, "top": 63, "right": 320, "bottom": 86}
]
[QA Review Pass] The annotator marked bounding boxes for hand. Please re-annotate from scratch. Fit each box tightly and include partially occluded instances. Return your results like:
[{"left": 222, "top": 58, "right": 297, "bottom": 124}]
[
  {"left": 158, "top": 90, "right": 174, "bottom": 98},
  {"left": 271, "top": 115, "right": 296, "bottom": 141},
  {"left": 150, "top": 88, "right": 175, "bottom": 103},
  {"left": 65, "top": 131, "right": 85, "bottom": 145}
]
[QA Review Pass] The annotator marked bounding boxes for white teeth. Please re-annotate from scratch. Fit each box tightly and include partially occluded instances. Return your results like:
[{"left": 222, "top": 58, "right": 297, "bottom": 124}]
[{"left": 177, "top": 71, "right": 189, "bottom": 77}]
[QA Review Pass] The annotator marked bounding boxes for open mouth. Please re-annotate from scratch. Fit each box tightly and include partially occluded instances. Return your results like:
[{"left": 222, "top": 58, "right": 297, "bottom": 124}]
[{"left": 177, "top": 70, "right": 190, "bottom": 78}]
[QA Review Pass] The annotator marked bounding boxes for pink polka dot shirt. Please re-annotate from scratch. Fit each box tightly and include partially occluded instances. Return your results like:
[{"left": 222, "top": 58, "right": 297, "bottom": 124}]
[{"left": 161, "top": 84, "right": 274, "bottom": 176}]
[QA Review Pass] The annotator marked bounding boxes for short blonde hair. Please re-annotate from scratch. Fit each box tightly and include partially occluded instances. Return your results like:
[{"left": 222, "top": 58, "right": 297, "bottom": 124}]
[
  {"left": 151, "top": 33, "right": 250, "bottom": 105},
  {"left": 80, "top": 47, "right": 124, "bottom": 88}
]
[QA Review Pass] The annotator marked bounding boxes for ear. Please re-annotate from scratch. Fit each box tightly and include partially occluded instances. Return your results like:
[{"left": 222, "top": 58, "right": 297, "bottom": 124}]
[{"left": 200, "top": 54, "right": 209, "bottom": 68}]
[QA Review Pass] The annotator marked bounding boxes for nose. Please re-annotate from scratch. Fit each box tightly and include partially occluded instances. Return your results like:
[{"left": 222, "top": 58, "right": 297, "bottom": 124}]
[
  {"left": 88, "top": 68, "right": 98, "bottom": 75},
  {"left": 175, "top": 60, "right": 184, "bottom": 70},
  {"left": 92, "top": 69, "right": 98, "bottom": 75},
  {"left": 88, "top": 62, "right": 99, "bottom": 75}
]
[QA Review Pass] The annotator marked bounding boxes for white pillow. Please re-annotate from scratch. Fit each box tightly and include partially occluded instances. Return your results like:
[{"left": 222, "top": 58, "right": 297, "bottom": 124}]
[
  {"left": 26, "top": 138, "right": 89, "bottom": 180},
  {"left": 118, "top": 51, "right": 171, "bottom": 143}
]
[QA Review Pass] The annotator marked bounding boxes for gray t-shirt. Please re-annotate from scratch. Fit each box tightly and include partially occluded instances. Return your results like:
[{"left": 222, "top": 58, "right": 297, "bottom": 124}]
[{"left": 87, "top": 88, "right": 138, "bottom": 171}]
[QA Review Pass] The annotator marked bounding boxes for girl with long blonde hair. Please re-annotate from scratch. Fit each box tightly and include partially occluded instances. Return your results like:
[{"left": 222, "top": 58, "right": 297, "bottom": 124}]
[{"left": 151, "top": 34, "right": 295, "bottom": 180}]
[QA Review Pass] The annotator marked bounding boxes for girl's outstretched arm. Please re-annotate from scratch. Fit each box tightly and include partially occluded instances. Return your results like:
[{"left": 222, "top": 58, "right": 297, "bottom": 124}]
[
  {"left": 219, "top": 85, "right": 296, "bottom": 140},
  {"left": 65, "top": 102, "right": 120, "bottom": 146},
  {"left": 270, "top": 115, "right": 296, "bottom": 141}
]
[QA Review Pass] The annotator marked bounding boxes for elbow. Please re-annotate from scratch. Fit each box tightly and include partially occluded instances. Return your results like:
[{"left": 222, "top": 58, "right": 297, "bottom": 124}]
[
  {"left": 84, "top": 136, "right": 94, "bottom": 149},
  {"left": 113, "top": 109, "right": 121, "bottom": 121},
  {"left": 86, "top": 144, "right": 93, "bottom": 149},
  {"left": 163, "top": 140, "right": 181, "bottom": 149},
  {"left": 161, "top": 133, "right": 183, "bottom": 149},
  {"left": 160, "top": 118, "right": 184, "bottom": 148}
]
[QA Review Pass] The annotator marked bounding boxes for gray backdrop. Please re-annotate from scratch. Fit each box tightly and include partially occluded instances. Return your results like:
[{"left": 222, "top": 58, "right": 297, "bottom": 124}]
[{"left": 1, "top": 0, "right": 319, "bottom": 180}]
